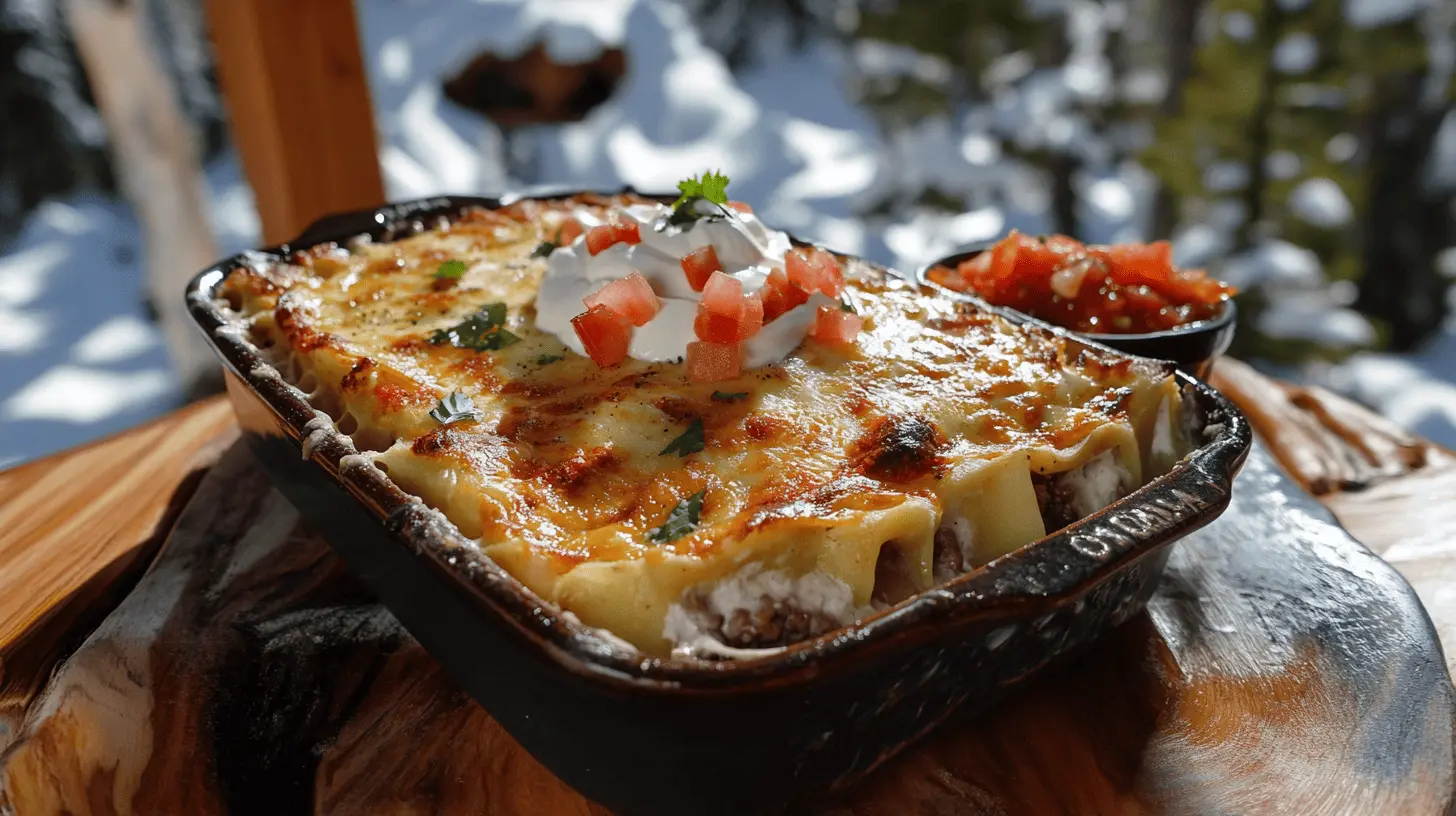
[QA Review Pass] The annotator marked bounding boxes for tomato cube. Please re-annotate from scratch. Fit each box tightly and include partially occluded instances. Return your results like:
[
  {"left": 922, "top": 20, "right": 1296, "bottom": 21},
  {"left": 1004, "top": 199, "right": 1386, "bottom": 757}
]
[
  {"left": 736, "top": 293, "right": 764, "bottom": 340},
  {"left": 760, "top": 268, "right": 810, "bottom": 322},
  {"left": 811, "top": 305, "right": 863, "bottom": 345},
  {"left": 694, "top": 309, "right": 740, "bottom": 343},
  {"left": 726, "top": 201, "right": 753, "bottom": 214},
  {"left": 988, "top": 232, "right": 1022, "bottom": 284},
  {"left": 609, "top": 210, "right": 641, "bottom": 245},
  {"left": 786, "top": 248, "right": 843, "bottom": 298},
  {"left": 701, "top": 271, "right": 743, "bottom": 316},
  {"left": 584, "top": 271, "right": 661, "bottom": 327},
  {"left": 585, "top": 225, "right": 618, "bottom": 256},
  {"left": 681, "top": 246, "right": 723, "bottom": 292},
  {"left": 686, "top": 341, "right": 740, "bottom": 383},
  {"left": 815, "top": 249, "right": 844, "bottom": 295},
  {"left": 927, "top": 265, "right": 968, "bottom": 291},
  {"left": 571, "top": 305, "right": 632, "bottom": 367},
  {"left": 556, "top": 217, "right": 584, "bottom": 245}
]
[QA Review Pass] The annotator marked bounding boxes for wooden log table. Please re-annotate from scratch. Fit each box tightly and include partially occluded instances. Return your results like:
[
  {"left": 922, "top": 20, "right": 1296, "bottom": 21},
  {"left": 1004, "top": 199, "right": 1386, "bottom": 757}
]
[{"left": 1, "top": 358, "right": 1454, "bottom": 815}]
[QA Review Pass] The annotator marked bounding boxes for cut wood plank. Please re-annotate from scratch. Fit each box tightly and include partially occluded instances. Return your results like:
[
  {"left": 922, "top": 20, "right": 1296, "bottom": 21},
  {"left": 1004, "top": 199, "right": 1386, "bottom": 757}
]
[{"left": 202, "top": 0, "right": 385, "bottom": 245}]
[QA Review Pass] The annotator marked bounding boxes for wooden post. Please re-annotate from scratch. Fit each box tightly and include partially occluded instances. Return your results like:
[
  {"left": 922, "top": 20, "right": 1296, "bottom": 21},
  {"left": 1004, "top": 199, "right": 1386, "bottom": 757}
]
[
  {"left": 203, "top": 0, "right": 385, "bottom": 245},
  {"left": 64, "top": 0, "right": 221, "bottom": 392}
]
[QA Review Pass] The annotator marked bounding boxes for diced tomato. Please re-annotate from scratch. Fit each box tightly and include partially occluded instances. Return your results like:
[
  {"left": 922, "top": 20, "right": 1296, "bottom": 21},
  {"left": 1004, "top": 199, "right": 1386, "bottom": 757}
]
[
  {"left": 701, "top": 271, "right": 743, "bottom": 315},
  {"left": 681, "top": 246, "right": 722, "bottom": 292},
  {"left": 695, "top": 291, "right": 764, "bottom": 343},
  {"left": 685, "top": 341, "right": 740, "bottom": 383},
  {"left": 584, "top": 271, "right": 660, "bottom": 327},
  {"left": 726, "top": 201, "right": 753, "bottom": 214},
  {"left": 557, "top": 218, "right": 584, "bottom": 245},
  {"left": 695, "top": 271, "right": 748, "bottom": 343},
  {"left": 988, "top": 232, "right": 1022, "bottom": 286},
  {"left": 1102, "top": 241, "right": 1173, "bottom": 288},
  {"left": 816, "top": 249, "right": 844, "bottom": 295},
  {"left": 927, "top": 265, "right": 968, "bottom": 291},
  {"left": 736, "top": 293, "right": 764, "bottom": 340},
  {"left": 760, "top": 268, "right": 810, "bottom": 322},
  {"left": 694, "top": 309, "right": 739, "bottom": 343},
  {"left": 786, "top": 248, "right": 843, "bottom": 298},
  {"left": 948, "top": 231, "right": 1234, "bottom": 335},
  {"left": 609, "top": 210, "right": 642, "bottom": 245},
  {"left": 811, "top": 305, "right": 863, "bottom": 345},
  {"left": 585, "top": 225, "right": 618, "bottom": 256},
  {"left": 571, "top": 305, "right": 631, "bottom": 367}
]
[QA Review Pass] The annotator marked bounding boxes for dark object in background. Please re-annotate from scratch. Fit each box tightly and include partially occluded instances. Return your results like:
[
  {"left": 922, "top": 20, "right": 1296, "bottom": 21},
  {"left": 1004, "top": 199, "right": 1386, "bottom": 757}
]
[
  {"left": 443, "top": 43, "right": 626, "bottom": 125},
  {"left": 187, "top": 192, "right": 1252, "bottom": 816}
]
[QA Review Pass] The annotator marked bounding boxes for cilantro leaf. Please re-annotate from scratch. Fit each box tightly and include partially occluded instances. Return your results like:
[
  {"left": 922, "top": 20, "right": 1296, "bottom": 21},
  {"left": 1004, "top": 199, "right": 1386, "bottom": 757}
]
[
  {"left": 711, "top": 391, "right": 748, "bottom": 402},
  {"left": 536, "top": 353, "right": 564, "bottom": 365},
  {"left": 659, "top": 418, "right": 705, "bottom": 457},
  {"left": 647, "top": 489, "right": 705, "bottom": 543},
  {"left": 668, "top": 170, "right": 735, "bottom": 226},
  {"left": 698, "top": 170, "right": 730, "bottom": 205},
  {"left": 531, "top": 241, "right": 559, "bottom": 258},
  {"left": 839, "top": 297, "right": 857, "bottom": 313},
  {"left": 429, "top": 304, "right": 519, "bottom": 351},
  {"left": 430, "top": 391, "right": 481, "bottom": 425},
  {"left": 435, "top": 259, "right": 467, "bottom": 279}
]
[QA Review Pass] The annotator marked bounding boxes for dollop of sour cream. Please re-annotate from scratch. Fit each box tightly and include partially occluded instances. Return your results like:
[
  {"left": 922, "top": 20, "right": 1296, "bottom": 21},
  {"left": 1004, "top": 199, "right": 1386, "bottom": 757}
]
[{"left": 534, "top": 203, "right": 834, "bottom": 368}]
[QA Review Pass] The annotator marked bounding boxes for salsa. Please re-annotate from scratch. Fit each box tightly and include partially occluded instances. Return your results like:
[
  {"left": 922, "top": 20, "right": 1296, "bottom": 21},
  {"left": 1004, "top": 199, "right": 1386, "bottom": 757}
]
[{"left": 927, "top": 231, "right": 1236, "bottom": 334}]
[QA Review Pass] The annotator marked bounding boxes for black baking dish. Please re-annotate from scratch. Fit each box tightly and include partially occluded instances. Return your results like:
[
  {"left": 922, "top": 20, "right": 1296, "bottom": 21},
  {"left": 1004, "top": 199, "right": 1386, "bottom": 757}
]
[{"left": 186, "top": 193, "right": 1252, "bottom": 816}]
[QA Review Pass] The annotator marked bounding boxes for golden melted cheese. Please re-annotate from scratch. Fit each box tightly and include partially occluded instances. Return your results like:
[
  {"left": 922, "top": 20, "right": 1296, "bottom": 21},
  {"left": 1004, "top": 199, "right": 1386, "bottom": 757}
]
[{"left": 222, "top": 194, "right": 1185, "bottom": 655}]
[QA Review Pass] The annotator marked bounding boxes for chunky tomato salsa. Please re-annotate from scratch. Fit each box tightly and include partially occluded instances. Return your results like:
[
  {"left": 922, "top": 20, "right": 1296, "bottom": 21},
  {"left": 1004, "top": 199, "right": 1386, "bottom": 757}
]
[{"left": 927, "top": 231, "right": 1236, "bottom": 334}]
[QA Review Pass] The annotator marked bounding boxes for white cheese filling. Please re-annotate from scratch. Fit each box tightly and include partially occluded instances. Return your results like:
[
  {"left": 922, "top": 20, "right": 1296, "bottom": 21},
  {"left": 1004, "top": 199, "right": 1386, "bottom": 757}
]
[
  {"left": 662, "top": 562, "right": 866, "bottom": 658},
  {"left": 1060, "top": 450, "right": 1131, "bottom": 517}
]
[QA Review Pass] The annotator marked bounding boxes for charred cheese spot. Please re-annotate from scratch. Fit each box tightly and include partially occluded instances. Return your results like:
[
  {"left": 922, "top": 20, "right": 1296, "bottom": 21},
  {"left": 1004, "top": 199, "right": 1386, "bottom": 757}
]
[
  {"left": 851, "top": 414, "right": 948, "bottom": 483},
  {"left": 341, "top": 357, "right": 377, "bottom": 392}
]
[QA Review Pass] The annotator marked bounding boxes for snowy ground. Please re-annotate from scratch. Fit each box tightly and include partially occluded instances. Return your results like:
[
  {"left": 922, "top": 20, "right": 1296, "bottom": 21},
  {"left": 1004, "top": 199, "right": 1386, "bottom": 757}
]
[{"left": 0, "top": 0, "right": 1451, "bottom": 466}]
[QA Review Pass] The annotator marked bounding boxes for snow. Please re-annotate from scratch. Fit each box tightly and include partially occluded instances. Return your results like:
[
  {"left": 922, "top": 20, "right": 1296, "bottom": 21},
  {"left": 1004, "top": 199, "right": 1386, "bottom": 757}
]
[
  {"left": 1289, "top": 177, "right": 1355, "bottom": 228},
  {"left": 1273, "top": 32, "right": 1319, "bottom": 75},
  {"left": 1345, "top": 0, "right": 1431, "bottom": 29},
  {"left": 0, "top": 0, "right": 1451, "bottom": 467},
  {"left": 1257, "top": 300, "right": 1376, "bottom": 347},
  {"left": 1222, "top": 240, "right": 1324, "bottom": 290}
]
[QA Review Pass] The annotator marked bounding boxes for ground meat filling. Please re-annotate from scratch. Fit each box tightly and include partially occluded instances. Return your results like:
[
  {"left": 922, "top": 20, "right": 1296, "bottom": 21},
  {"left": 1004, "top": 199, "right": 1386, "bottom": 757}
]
[
  {"left": 1033, "top": 472, "right": 1085, "bottom": 533},
  {"left": 677, "top": 592, "right": 842, "bottom": 649},
  {"left": 1032, "top": 451, "right": 1132, "bottom": 534},
  {"left": 932, "top": 525, "right": 967, "bottom": 582}
]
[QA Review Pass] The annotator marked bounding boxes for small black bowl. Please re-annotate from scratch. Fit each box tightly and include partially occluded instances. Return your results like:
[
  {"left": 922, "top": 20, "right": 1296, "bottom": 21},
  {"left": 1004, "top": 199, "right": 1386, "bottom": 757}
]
[{"left": 919, "top": 246, "right": 1237, "bottom": 380}]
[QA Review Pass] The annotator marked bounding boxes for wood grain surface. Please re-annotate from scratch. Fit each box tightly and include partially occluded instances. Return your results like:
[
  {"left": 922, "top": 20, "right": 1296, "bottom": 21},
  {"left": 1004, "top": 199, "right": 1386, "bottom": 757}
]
[
  {"left": 0, "top": 398, "right": 235, "bottom": 747},
  {"left": 1, "top": 362, "right": 1453, "bottom": 815}
]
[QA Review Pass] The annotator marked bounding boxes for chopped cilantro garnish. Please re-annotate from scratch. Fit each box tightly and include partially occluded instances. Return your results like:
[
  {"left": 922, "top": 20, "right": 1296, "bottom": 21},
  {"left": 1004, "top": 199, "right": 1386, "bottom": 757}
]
[
  {"left": 667, "top": 170, "right": 735, "bottom": 227},
  {"left": 711, "top": 391, "right": 748, "bottom": 402},
  {"left": 839, "top": 298, "right": 857, "bottom": 313},
  {"left": 647, "top": 489, "right": 705, "bottom": 543},
  {"left": 531, "top": 241, "right": 559, "bottom": 258},
  {"left": 435, "top": 259, "right": 467, "bottom": 279},
  {"left": 429, "top": 303, "right": 519, "bottom": 350},
  {"left": 429, "top": 391, "right": 481, "bottom": 425},
  {"left": 659, "top": 418, "right": 705, "bottom": 457},
  {"left": 536, "top": 353, "right": 564, "bottom": 365}
]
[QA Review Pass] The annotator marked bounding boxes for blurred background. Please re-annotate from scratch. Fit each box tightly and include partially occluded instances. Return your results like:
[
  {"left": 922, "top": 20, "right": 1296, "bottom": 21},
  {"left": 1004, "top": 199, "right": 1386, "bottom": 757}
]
[{"left": 0, "top": 0, "right": 1452, "bottom": 467}]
